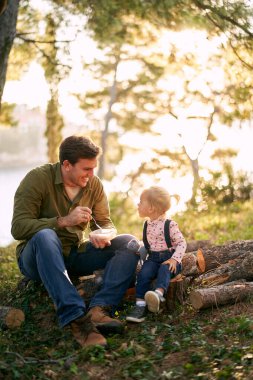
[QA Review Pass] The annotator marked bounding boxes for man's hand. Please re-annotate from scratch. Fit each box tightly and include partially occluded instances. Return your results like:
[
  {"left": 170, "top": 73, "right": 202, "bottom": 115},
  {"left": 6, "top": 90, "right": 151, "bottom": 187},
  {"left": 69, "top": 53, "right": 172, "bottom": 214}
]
[
  {"left": 89, "top": 234, "right": 111, "bottom": 249},
  {"left": 89, "top": 228, "right": 116, "bottom": 249},
  {"left": 162, "top": 257, "right": 178, "bottom": 273},
  {"left": 57, "top": 206, "right": 92, "bottom": 228}
]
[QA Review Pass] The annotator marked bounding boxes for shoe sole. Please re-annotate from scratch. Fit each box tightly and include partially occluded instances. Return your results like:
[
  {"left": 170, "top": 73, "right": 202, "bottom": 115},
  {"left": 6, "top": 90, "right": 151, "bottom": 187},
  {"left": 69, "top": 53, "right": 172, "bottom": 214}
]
[
  {"left": 145, "top": 291, "right": 160, "bottom": 313},
  {"left": 95, "top": 321, "right": 124, "bottom": 335},
  {"left": 126, "top": 316, "right": 145, "bottom": 323}
]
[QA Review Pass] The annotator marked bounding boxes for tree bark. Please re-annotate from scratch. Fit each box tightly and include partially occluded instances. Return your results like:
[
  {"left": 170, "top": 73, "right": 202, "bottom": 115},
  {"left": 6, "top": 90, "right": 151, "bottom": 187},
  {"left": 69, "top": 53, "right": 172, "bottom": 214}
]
[
  {"left": 0, "top": 0, "right": 19, "bottom": 108},
  {"left": 0, "top": 306, "right": 25, "bottom": 329},
  {"left": 186, "top": 240, "right": 212, "bottom": 253},
  {"left": 98, "top": 56, "right": 120, "bottom": 179},
  {"left": 0, "top": 0, "right": 7, "bottom": 15},
  {"left": 194, "top": 251, "right": 253, "bottom": 287},
  {"left": 189, "top": 157, "right": 199, "bottom": 206},
  {"left": 165, "top": 274, "right": 189, "bottom": 312},
  {"left": 199, "top": 239, "right": 253, "bottom": 271},
  {"left": 190, "top": 281, "right": 253, "bottom": 310}
]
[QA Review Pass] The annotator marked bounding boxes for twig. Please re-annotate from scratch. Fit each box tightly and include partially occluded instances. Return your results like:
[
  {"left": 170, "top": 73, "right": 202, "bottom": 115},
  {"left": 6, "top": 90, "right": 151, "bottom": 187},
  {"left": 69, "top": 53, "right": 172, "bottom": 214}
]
[
  {"left": 16, "top": 34, "right": 74, "bottom": 44},
  {"left": 4, "top": 351, "right": 76, "bottom": 365}
]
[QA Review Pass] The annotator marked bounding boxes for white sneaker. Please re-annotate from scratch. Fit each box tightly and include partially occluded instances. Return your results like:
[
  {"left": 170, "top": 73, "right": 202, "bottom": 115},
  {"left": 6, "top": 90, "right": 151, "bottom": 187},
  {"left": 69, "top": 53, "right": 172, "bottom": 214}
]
[{"left": 144, "top": 291, "right": 160, "bottom": 313}]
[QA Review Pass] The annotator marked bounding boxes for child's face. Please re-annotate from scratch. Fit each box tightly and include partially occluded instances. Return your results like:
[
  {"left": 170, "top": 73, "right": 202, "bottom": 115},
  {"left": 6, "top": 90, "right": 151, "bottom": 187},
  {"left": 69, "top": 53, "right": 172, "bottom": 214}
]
[{"left": 138, "top": 193, "right": 152, "bottom": 218}]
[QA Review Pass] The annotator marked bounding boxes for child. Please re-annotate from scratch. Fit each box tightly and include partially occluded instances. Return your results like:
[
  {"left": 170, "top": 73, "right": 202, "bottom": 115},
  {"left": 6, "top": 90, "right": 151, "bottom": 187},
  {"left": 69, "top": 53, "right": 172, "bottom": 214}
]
[{"left": 126, "top": 186, "right": 186, "bottom": 323}]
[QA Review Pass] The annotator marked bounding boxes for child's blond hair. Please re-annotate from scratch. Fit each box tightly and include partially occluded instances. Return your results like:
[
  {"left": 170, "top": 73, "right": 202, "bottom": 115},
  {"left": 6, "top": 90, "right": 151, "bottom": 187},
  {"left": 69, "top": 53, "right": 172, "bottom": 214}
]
[{"left": 142, "top": 186, "right": 171, "bottom": 214}]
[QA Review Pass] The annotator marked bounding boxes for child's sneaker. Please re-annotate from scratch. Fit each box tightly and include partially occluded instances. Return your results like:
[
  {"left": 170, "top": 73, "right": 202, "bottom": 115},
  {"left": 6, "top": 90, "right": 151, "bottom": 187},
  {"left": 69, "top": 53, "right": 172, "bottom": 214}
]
[
  {"left": 126, "top": 305, "right": 146, "bottom": 323},
  {"left": 145, "top": 290, "right": 162, "bottom": 313}
]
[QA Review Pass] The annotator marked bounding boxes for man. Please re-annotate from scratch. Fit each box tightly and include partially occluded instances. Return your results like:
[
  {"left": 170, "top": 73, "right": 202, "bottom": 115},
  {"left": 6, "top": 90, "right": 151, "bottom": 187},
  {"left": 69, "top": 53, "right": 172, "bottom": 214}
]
[{"left": 11, "top": 135, "right": 139, "bottom": 348}]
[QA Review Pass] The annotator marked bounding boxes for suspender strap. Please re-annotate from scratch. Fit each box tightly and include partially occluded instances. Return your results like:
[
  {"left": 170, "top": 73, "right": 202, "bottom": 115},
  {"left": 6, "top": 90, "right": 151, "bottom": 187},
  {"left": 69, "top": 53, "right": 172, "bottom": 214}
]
[
  {"left": 164, "top": 219, "right": 172, "bottom": 248},
  {"left": 142, "top": 219, "right": 172, "bottom": 250},
  {"left": 142, "top": 220, "right": 150, "bottom": 250}
]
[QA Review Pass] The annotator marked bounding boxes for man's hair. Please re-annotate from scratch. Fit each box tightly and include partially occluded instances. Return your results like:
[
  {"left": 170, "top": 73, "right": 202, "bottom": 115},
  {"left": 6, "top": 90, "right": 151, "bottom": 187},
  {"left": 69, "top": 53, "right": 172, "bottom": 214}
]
[
  {"left": 59, "top": 136, "right": 100, "bottom": 165},
  {"left": 142, "top": 186, "right": 171, "bottom": 214}
]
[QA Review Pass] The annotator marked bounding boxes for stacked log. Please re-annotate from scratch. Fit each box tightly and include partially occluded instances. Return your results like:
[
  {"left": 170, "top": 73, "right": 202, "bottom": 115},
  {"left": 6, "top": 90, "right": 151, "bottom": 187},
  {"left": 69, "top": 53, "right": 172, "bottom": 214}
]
[
  {"left": 190, "top": 281, "right": 253, "bottom": 310},
  {"left": 197, "top": 240, "right": 253, "bottom": 271},
  {"left": 186, "top": 240, "right": 253, "bottom": 311}
]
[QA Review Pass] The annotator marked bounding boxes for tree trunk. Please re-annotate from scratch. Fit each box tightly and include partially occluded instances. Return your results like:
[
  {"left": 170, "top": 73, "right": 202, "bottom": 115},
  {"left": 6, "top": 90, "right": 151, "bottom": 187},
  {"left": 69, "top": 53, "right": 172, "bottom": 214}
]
[
  {"left": 166, "top": 274, "right": 190, "bottom": 312},
  {"left": 190, "top": 281, "right": 253, "bottom": 310},
  {"left": 0, "top": 306, "right": 25, "bottom": 329},
  {"left": 189, "top": 158, "right": 199, "bottom": 206},
  {"left": 194, "top": 251, "right": 253, "bottom": 287},
  {"left": 98, "top": 57, "right": 120, "bottom": 179},
  {"left": 0, "top": 0, "right": 19, "bottom": 108},
  {"left": 45, "top": 90, "right": 64, "bottom": 162},
  {"left": 200, "top": 239, "right": 253, "bottom": 271}
]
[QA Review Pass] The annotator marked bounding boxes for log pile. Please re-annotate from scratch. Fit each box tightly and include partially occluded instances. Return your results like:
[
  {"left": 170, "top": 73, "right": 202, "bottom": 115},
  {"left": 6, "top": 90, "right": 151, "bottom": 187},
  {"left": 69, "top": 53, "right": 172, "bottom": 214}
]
[
  {"left": 68, "top": 239, "right": 253, "bottom": 312},
  {"left": 167, "top": 239, "right": 253, "bottom": 311}
]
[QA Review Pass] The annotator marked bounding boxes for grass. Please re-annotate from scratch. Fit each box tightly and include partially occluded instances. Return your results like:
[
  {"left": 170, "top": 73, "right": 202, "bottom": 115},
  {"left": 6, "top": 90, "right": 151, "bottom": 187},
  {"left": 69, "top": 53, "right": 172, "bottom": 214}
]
[
  {"left": 0, "top": 201, "right": 253, "bottom": 380},
  {"left": 174, "top": 200, "right": 253, "bottom": 244}
]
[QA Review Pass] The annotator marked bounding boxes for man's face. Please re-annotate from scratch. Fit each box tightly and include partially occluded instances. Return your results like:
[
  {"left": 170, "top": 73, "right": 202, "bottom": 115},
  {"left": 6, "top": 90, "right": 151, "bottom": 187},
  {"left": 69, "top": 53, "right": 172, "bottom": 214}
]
[{"left": 63, "top": 158, "right": 98, "bottom": 187}]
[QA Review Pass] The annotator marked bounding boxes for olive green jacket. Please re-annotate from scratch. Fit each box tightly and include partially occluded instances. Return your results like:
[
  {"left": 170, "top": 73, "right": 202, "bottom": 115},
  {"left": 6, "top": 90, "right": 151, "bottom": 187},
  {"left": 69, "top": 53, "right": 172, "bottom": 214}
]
[{"left": 11, "top": 163, "right": 115, "bottom": 259}]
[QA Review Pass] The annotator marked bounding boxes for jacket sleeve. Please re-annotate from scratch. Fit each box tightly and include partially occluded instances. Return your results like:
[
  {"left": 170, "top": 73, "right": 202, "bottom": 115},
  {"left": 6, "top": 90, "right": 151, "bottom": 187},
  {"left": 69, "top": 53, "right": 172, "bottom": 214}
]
[
  {"left": 11, "top": 169, "right": 58, "bottom": 241},
  {"left": 169, "top": 220, "right": 187, "bottom": 264}
]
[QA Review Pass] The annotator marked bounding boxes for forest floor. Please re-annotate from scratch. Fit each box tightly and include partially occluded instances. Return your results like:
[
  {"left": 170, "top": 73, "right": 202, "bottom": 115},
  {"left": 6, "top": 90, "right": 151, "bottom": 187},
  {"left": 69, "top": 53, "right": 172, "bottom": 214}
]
[
  {"left": 1, "top": 202, "right": 253, "bottom": 379},
  {"left": 0, "top": 244, "right": 253, "bottom": 380}
]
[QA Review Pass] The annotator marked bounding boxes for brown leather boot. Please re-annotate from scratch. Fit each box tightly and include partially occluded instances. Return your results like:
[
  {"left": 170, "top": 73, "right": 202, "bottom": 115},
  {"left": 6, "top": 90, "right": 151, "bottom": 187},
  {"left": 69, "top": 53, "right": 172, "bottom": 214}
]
[
  {"left": 70, "top": 314, "right": 107, "bottom": 348},
  {"left": 87, "top": 306, "right": 124, "bottom": 335}
]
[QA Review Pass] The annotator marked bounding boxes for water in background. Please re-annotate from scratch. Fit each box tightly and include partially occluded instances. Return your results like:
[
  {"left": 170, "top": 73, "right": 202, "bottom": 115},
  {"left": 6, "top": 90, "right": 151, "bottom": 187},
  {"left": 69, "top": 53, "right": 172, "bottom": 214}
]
[{"left": 0, "top": 165, "right": 40, "bottom": 247}]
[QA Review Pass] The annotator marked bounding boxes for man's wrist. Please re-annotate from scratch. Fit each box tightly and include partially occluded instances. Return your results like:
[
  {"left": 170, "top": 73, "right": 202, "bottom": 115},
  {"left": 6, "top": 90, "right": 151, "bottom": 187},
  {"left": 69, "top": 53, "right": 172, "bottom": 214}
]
[{"left": 57, "top": 216, "right": 66, "bottom": 228}]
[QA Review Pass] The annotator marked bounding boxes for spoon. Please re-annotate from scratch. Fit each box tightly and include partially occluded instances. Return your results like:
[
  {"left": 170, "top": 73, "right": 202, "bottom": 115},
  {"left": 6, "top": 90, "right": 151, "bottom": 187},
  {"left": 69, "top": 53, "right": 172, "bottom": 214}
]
[{"left": 91, "top": 216, "right": 103, "bottom": 230}]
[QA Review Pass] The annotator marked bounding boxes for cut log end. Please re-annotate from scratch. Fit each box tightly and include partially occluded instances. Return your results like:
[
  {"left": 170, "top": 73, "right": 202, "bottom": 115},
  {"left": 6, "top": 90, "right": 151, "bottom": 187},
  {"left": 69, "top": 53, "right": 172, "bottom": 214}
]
[
  {"left": 0, "top": 307, "right": 25, "bottom": 329},
  {"left": 189, "top": 290, "right": 205, "bottom": 310},
  {"left": 196, "top": 248, "right": 206, "bottom": 273},
  {"left": 6, "top": 308, "right": 25, "bottom": 328}
]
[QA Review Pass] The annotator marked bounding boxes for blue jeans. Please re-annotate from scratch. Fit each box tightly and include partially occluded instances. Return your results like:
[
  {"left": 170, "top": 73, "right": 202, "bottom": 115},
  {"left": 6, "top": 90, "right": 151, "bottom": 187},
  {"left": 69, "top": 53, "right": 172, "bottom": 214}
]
[
  {"left": 18, "top": 229, "right": 139, "bottom": 327},
  {"left": 135, "top": 250, "right": 182, "bottom": 299}
]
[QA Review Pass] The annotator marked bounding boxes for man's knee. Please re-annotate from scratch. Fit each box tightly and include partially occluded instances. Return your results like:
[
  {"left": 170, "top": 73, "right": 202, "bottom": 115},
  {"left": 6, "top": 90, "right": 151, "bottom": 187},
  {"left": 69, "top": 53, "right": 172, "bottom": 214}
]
[
  {"left": 34, "top": 228, "right": 57, "bottom": 239},
  {"left": 112, "top": 234, "right": 136, "bottom": 247},
  {"left": 32, "top": 229, "right": 61, "bottom": 248}
]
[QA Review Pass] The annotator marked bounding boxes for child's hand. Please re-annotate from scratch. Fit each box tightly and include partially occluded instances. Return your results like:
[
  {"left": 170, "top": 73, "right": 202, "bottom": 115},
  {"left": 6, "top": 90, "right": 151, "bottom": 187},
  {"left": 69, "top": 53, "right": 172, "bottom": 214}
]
[{"left": 162, "top": 258, "right": 177, "bottom": 273}]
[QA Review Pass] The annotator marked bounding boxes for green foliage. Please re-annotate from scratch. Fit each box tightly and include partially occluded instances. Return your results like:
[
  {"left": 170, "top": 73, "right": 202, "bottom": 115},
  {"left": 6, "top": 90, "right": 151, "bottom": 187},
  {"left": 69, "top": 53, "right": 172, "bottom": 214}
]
[
  {"left": 0, "top": 102, "right": 17, "bottom": 126},
  {"left": 199, "top": 149, "right": 252, "bottom": 207},
  {"left": 175, "top": 200, "right": 253, "bottom": 244},
  {"left": 109, "top": 191, "right": 143, "bottom": 238},
  {"left": 200, "top": 171, "right": 252, "bottom": 206}
]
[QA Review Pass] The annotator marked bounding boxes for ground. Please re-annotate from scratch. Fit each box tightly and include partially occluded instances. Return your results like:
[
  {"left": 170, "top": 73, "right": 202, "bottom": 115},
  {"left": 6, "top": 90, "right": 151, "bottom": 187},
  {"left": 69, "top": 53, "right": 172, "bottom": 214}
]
[{"left": 1, "top": 274, "right": 253, "bottom": 380}]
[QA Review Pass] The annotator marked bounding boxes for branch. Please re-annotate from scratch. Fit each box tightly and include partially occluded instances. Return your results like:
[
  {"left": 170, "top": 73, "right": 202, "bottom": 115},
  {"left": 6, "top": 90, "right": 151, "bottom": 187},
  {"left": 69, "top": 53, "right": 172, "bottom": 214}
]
[
  {"left": 16, "top": 33, "right": 74, "bottom": 44},
  {"left": 193, "top": 0, "right": 253, "bottom": 38},
  {"left": 228, "top": 40, "right": 253, "bottom": 70},
  {"left": 200, "top": 9, "right": 253, "bottom": 70},
  {"left": 27, "top": 40, "right": 71, "bottom": 70}
]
